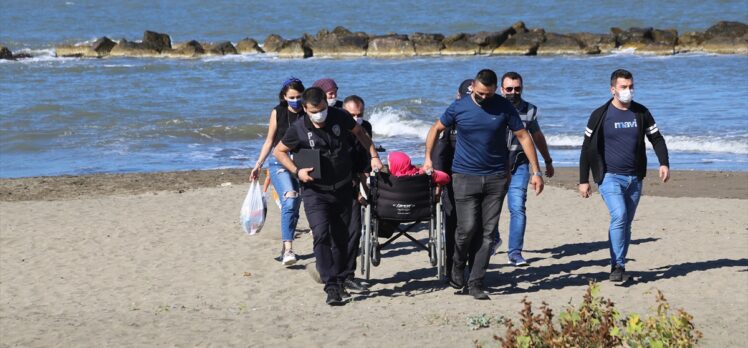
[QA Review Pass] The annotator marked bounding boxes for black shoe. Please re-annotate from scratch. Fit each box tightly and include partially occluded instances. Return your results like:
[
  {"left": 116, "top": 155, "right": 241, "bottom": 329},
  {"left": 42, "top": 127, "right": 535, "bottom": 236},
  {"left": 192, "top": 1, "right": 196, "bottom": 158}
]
[
  {"left": 339, "top": 286, "right": 352, "bottom": 300},
  {"left": 344, "top": 279, "right": 369, "bottom": 292},
  {"left": 609, "top": 265, "right": 625, "bottom": 282},
  {"left": 449, "top": 266, "right": 465, "bottom": 289},
  {"left": 325, "top": 287, "right": 345, "bottom": 306},
  {"left": 468, "top": 286, "right": 490, "bottom": 300}
]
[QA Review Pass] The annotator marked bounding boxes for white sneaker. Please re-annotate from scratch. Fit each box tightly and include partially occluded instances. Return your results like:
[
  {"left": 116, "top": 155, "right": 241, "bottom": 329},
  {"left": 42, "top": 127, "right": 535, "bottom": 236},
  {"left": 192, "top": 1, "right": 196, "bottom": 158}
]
[{"left": 282, "top": 250, "right": 297, "bottom": 266}]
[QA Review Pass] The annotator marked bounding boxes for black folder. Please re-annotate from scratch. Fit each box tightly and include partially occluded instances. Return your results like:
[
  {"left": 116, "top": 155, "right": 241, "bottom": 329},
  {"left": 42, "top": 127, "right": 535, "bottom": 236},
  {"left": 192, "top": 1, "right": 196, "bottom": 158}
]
[{"left": 294, "top": 148, "right": 322, "bottom": 180}]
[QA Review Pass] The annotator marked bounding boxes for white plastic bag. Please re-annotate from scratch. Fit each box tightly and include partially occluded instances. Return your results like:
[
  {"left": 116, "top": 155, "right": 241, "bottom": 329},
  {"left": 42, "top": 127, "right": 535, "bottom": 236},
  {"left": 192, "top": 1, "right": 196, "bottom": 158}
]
[{"left": 240, "top": 181, "right": 267, "bottom": 235}]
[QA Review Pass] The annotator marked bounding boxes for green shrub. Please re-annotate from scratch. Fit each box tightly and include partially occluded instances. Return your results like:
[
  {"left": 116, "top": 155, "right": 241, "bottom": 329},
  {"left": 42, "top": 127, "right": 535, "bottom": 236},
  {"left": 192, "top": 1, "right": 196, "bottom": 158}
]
[{"left": 484, "top": 282, "right": 701, "bottom": 348}]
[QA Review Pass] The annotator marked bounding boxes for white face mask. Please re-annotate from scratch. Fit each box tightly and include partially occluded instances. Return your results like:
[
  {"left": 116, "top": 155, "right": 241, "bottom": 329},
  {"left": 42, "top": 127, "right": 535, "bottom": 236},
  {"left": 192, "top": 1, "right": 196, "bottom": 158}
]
[
  {"left": 354, "top": 116, "right": 364, "bottom": 125},
  {"left": 309, "top": 108, "right": 328, "bottom": 123},
  {"left": 616, "top": 89, "right": 633, "bottom": 104},
  {"left": 327, "top": 98, "right": 337, "bottom": 107}
]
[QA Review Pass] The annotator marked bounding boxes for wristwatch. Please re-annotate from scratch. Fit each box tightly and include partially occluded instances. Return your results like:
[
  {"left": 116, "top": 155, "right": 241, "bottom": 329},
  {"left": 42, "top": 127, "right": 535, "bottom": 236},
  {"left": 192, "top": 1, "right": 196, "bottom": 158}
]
[{"left": 533, "top": 172, "right": 543, "bottom": 177}]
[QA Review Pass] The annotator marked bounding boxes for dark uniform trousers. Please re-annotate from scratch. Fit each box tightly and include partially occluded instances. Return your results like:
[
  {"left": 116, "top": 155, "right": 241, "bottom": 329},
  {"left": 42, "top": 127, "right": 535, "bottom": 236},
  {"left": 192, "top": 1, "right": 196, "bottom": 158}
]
[{"left": 301, "top": 184, "right": 353, "bottom": 290}]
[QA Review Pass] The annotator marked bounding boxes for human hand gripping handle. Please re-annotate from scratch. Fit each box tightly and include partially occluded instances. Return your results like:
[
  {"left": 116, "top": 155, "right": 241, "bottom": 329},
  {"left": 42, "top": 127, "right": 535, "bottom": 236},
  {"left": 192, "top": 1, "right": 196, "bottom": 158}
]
[{"left": 370, "top": 156, "right": 383, "bottom": 172}]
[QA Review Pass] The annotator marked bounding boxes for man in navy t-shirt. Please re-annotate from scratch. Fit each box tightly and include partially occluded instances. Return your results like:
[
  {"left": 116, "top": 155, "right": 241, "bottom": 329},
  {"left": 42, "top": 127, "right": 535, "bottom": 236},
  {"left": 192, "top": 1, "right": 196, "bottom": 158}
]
[
  {"left": 423, "top": 69, "right": 545, "bottom": 300},
  {"left": 578, "top": 69, "right": 670, "bottom": 283}
]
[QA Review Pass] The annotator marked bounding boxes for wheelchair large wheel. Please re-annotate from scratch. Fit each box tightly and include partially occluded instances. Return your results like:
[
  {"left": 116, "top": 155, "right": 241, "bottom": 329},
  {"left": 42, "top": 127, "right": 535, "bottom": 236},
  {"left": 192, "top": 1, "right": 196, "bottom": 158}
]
[
  {"left": 362, "top": 204, "right": 372, "bottom": 280},
  {"left": 428, "top": 217, "right": 437, "bottom": 266},
  {"left": 436, "top": 201, "right": 446, "bottom": 280}
]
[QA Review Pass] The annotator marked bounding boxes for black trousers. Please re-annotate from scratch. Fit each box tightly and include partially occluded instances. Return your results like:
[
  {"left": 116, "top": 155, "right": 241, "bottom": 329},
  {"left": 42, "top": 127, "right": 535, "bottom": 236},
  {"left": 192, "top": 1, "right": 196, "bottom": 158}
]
[
  {"left": 301, "top": 185, "right": 353, "bottom": 290},
  {"left": 452, "top": 173, "right": 509, "bottom": 287},
  {"left": 441, "top": 182, "right": 457, "bottom": 276}
]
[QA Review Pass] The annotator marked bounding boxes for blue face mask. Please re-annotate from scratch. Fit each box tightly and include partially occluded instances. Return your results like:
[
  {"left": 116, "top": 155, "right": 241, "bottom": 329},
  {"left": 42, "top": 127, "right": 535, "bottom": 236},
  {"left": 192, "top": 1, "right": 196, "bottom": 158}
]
[{"left": 288, "top": 99, "right": 302, "bottom": 109}]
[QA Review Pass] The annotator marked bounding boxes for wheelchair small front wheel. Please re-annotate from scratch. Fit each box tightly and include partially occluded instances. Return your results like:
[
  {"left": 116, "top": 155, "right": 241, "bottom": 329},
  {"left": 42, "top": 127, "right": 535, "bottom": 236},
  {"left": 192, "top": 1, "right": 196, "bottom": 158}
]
[
  {"left": 371, "top": 241, "right": 381, "bottom": 266},
  {"left": 428, "top": 242, "right": 437, "bottom": 266}
]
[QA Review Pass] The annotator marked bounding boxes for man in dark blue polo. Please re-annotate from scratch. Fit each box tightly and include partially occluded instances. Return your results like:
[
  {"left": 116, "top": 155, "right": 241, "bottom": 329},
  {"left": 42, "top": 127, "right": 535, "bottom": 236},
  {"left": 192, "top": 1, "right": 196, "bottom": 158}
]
[{"left": 423, "top": 69, "right": 544, "bottom": 300}]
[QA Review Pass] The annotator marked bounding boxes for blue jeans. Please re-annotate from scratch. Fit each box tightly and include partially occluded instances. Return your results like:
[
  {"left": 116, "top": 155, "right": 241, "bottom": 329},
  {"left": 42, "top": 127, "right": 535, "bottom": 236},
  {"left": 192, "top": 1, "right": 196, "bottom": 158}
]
[
  {"left": 269, "top": 159, "right": 301, "bottom": 242},
  {"left": 507, "top": 163, "right": 530, "bottom": 256},
  {"left": 598, "top": 173, "right": 642, "bottom": 268}
]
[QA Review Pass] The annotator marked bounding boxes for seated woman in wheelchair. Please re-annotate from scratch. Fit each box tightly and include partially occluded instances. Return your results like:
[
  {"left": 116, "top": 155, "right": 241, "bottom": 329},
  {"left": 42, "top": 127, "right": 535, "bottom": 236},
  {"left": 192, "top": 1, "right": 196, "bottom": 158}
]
[{"left": 387, "top": 151, "right": 450, "bottom": 185}]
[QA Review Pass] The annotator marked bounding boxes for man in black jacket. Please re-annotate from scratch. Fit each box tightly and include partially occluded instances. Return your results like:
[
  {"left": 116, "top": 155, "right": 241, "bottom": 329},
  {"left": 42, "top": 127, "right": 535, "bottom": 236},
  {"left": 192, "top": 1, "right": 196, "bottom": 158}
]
[{"left": 579, "top": 69, "right": 670, "bottom": 282}]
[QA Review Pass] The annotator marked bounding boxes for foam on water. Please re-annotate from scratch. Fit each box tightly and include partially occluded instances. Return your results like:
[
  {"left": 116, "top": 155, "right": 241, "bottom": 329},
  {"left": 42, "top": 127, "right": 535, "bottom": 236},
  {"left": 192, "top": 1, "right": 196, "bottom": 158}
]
[{"left": 368, "top": 106, "right": 433, "bottom": 140}]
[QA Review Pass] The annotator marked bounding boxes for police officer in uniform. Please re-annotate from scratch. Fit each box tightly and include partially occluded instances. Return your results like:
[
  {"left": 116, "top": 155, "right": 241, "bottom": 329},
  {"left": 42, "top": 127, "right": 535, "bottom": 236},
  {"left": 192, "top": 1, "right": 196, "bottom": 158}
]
[{"left": 273, "top": 87, "right": 383, "bottom": 306}]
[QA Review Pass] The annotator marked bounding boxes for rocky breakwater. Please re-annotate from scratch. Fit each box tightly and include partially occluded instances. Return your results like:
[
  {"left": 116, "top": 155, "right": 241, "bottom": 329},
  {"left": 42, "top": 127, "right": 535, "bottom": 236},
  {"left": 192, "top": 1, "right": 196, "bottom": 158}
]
[{"left": 3, "top": 21, "right": 745, "bottom": 61}]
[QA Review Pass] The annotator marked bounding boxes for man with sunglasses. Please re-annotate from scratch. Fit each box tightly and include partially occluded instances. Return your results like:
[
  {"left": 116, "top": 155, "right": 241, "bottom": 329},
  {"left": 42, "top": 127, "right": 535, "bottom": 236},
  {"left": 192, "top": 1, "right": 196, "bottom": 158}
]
[
  {"left": 423, "top": 69, "right": 544, "bottom": 300},
  {"left": 501, "top": 72, "right": 554, "bottom": 266}
]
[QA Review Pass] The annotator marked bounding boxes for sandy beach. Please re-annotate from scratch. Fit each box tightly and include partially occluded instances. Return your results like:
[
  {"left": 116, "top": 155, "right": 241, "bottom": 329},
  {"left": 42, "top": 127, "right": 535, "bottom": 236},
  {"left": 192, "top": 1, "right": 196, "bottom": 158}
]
[{"left": 1, "top": 168, "right": 747, "bottom": 347}]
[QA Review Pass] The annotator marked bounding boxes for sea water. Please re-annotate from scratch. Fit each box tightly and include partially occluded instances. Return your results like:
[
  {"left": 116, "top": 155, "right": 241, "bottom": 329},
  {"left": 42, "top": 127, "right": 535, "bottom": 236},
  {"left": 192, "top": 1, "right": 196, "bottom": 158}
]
[{"left": 1, "top": 0, "right": 747, "bottom": 177}]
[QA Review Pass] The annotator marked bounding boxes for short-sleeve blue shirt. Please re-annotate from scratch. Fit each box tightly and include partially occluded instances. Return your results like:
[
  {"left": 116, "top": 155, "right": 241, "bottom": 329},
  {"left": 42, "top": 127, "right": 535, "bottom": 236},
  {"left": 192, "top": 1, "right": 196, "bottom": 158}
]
[{"left": 440, "top": 95, "right": 525, "bottom": 175}]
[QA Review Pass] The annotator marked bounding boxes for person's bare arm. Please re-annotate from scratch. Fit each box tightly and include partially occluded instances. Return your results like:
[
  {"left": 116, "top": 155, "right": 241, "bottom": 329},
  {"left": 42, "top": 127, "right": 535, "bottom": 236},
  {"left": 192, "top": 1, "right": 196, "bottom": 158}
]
[
  {"left": 351, "top": 125, "right": 383, "bottom": 171},
  {"left": 422, "top": 120, "right": 446, "bottom": 173},
  {"left": 250, "top": 109, "right": 278, "bottom": 181},
  {"left": 532, "top": 130, "right": 554, "bottom": 177}
]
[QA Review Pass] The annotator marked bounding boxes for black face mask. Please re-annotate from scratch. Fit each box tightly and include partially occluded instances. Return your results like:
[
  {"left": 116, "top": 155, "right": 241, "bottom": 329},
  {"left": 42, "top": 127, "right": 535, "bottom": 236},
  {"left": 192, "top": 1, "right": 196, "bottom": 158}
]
[
  {"left": 474, "top": 94, "right": 486, "bottom": 105},
  {"left": 505, "top": 93, "right": 521, "bottom": 105}
]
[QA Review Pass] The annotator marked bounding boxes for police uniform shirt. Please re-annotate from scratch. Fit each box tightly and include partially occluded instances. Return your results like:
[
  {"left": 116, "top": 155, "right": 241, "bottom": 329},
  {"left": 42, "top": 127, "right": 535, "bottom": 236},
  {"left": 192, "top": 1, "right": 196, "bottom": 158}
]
[{"left": 281, "top": 107, "right": 358, "bottom": 189}]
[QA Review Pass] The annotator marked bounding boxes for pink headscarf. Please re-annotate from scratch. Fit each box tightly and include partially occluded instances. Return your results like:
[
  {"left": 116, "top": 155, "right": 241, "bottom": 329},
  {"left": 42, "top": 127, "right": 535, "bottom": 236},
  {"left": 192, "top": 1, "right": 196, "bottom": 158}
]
[{"left": 387, "top": 151, "right": 451, "bottom": 185}]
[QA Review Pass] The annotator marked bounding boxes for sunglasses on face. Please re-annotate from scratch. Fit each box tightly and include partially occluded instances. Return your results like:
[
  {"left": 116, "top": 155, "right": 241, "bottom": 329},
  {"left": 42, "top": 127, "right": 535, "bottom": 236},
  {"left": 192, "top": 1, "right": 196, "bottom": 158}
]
[{"left": 504, "top": 86, "right": 522, "bottom": 92}]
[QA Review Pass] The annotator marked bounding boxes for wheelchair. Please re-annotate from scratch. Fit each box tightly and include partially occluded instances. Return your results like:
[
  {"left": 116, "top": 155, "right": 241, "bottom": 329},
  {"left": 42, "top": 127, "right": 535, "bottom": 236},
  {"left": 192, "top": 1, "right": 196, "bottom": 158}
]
[{"left": 359, "top": 171, "right": 446, "bottom": 281}]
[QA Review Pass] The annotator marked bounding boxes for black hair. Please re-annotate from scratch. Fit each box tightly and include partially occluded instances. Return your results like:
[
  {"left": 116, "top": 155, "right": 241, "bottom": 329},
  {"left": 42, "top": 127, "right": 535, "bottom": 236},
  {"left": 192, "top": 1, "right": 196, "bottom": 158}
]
[
  {"left": 610, "top": 69, "right": 633, "bottom": 86},
  {"left": 474, "top": 69, "right": 498, "bottom": 87},
  {"left": 278, "top": 78, "right": 305, "bottom": 106},
  {"left": 302, "top": 87, "right": 326, "bottom": 107},
  {"left": 501, "top": 71, "right": 523, "bottom": 86},
  {"left": 343, "top": 95, "right": 365, "bottom": 107}
]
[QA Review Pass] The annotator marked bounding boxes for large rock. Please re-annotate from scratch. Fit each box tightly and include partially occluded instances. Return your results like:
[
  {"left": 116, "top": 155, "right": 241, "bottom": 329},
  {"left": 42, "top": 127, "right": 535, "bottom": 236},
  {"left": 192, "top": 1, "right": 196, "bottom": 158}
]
[
  {"left": 613, "top": 27, "right": 676, "bottom": 54},
  {"left": 142, "top": 30, "right": 172, "bottom": 52},
  {"left": 470, "top": 29, "right": 515, "bottom": 54},
  {"left": 701, "top": 21, "right": 748, "bottom": 54},
  {"left": 537, "top": 33, "right": 585, "bottom": 55},
  {"left": 441, "top": 33, "right": 479, "bottom": 55},
  {"left": 305, "top": 26, "right": 368, "bottom": 57},
  {"left": 568, "top": 32, "right": 617, "bottom": 54},
  {"left": 56, "top": 36, "right": 115, "bottom": 58},
  {"left": 109, "top": 39, "right": 161, "bottom": 57},
  {"left": 0, "top": 45, "right": 13, "bottom": 60},
  {"left": 676, "top": 31, "right": 707, "bottom": 53},
  {"left": 491, "top": 28, "right": 545, "bottom": 55},
  {"left": 367, "top": 34, "right": 415, "bottom": 57},
  {"left": 278, "top": 39, "right": 312, "bottom": 58},
  {"left": 203, "top": 41, "right": 238, "bottom": 55},
  {"left": 409, "top": 32, "right": 444, "bottom": 55},
  {"left": 92, "top": 37, "right": 116, "bottom": 55},
  {"left": 162, "top": 40, "right": 205, "bottom": 58},
  {"left": 263, "top": 34, "right": 285, "bottom": 53},
  {"left": 236, "top": 38, "right": 264, "bottom": 54},
  {"left": 55, "top": 44, "right": 97, "bottom": 58}
]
